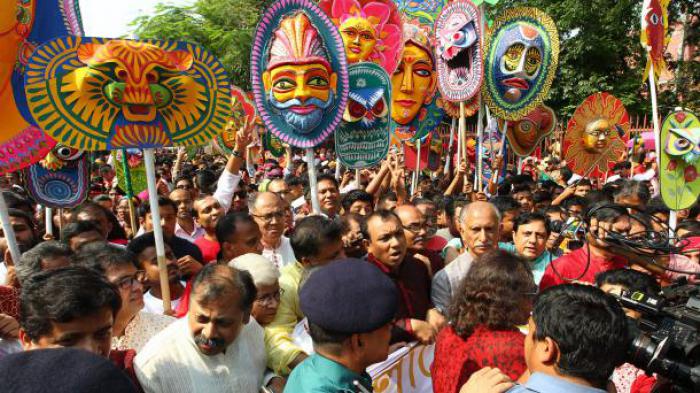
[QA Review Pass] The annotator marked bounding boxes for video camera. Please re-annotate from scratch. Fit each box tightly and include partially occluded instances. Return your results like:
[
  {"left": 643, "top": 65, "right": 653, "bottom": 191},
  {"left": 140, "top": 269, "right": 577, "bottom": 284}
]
[{"left": 618, "top": 281, "right": 700, "bottom": 392}]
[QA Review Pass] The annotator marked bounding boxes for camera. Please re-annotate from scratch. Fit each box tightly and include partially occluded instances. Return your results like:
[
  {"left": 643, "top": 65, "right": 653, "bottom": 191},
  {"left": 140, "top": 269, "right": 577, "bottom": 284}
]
[{"left": 618, "top": 281, "right": 700, "bottom": 392}]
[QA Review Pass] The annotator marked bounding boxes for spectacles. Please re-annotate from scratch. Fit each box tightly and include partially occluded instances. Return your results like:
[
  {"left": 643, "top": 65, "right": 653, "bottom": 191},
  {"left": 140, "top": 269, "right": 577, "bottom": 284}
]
[
  {"left": 254, "top": 288, "right": 284, "bottom": 306},
  {"left": 252, "top": 211, "right": 285, "bottom": 223},
  {"left": 113, "top": 271, "right": 145, "bottom": 290},
  {"left": 402, "top": 223, "right": 425, "bottom": 234}
]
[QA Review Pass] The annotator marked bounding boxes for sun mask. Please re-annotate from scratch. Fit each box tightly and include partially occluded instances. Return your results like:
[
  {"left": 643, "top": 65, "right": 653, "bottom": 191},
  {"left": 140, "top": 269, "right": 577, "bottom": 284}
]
[
  {"left": 319, "top": 0, "right": 403, "bottom": 73},
  {"left": 24, "top": 144, "right": 88, "bottom": 208},
  {"left": 483, "top": 7, "right": 559, "bottom": 121},
  {"left": 660, "top": 110, "right": 700, "bottom": 210},
  {"left": 336, "top": 63, "right": 390, "bottom": 169},
  {"left": 563, "top": 92, "right": 629, "bottom": 178},
  {"left": 503, "top": 105, "right": 556, "bottom": 157},
  {"left": 24, "top": 37, "right": 231, "bottom": 150},
  {"left": 253, "top": 0, "right": 348, "bottom": 148},
  {"left": 0, "top": 0, "right": 84, "bottom": 174},
  {"left": 434, "top": 0, "right": 482, "bottom": 102}
]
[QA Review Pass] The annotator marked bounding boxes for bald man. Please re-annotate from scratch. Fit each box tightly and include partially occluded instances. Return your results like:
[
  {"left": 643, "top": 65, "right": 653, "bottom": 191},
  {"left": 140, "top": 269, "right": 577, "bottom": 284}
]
[
  {"left": 395, "top": 205, "right": 444, "bottom": 277},
  {"left": 249, "top": 192, "right": 296, "bottom": 268},
  {"left": 431, "top": 201, "right": 501, "bottom": 314}
]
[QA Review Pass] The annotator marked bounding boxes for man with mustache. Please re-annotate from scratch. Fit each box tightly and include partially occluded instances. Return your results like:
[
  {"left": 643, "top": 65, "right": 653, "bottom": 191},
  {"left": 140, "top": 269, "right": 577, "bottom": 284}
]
[
  {"left": 135, "top": 264, "right": 266, "bottom": 393},
  {"left": 262, "top": 12, "right": 338, "bottom": 135},
  {"left": 431, "top": 201, "right": 500, "bottom": 315}
]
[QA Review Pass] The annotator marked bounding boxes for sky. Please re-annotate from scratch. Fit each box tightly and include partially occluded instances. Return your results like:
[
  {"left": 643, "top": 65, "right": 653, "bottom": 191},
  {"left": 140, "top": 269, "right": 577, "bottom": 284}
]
[{"left": 81, "top": 0, "right": 195, "bottom": 38}]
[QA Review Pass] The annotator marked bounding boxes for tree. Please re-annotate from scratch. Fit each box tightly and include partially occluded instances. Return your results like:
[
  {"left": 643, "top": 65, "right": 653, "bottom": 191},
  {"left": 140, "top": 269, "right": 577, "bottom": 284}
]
[{"left": 131, "top": 0, "right": 270, "bottom": 89}]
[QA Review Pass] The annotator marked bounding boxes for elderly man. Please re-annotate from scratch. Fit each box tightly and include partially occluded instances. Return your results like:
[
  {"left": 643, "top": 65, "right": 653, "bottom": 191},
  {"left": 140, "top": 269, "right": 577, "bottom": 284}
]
[
  {"left": 135, "top": 264, "right": 266, "bottom": 393},
  {"left": 266, "top": 215, "right": 345, "bottom": 376},
  {"left": 284, "top": 259, "right": 398, "bottom": 392},
  {"left": 500, "top": 212, "right": 553, "bottom": 285},
  {"left": 364, "top": 211, "right": 439, "bottom": 344},
  {"left": 395, "top": 204, "right": 444, "bottom": 276},
  {"left": 249, "top": 192, "right": 296, "bottom": 269},
  {"left": 431, "top": 201, "right": 500, "bottom": 314}
]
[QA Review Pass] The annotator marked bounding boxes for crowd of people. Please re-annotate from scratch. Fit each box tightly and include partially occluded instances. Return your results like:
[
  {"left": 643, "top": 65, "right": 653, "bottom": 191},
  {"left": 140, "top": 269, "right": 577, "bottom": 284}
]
[{"left": 0, "top": 122, "right": 697, "bottom": 393}]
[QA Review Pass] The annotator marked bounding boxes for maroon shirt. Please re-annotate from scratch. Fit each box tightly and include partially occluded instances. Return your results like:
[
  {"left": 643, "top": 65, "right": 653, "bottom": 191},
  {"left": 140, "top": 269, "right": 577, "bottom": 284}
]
[
  {"left": 432, "top": 325, "right": 526, "bottom": 393},
  {"left": 367, "top": 253, "right": 433, "bottom": 343}
]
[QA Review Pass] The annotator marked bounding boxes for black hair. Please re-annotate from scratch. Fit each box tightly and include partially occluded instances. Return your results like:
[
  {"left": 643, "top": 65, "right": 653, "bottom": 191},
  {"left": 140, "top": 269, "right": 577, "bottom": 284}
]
[
  {"left": 2, "top": 191, "right": 33, "bottom": 213},
  {"left": 16, "top": 241, "right": 72, "bottom": 287},
  {"left": 307, "top": 321, "right": 350, "bottom": 351},
  {"left": 445, "top": 197, "right": 470, "bottom": 219},
  {"left": 585, "top": 202, "right": 628, "bottom": 225},
  {"left": 412, "top": 197, "right": 435, "bottom": 208},
  {"left": 126, "top": 232, "right": 158, "bottom": 263},
  {"left": 72, "top": 242, "right": 139, "bottom": 274},
  {"left": 341, "top": 190, "right": 373, "bottom": 211},
  {"left": 645, "top": 197, "right": 670, "bottom": 217},
  {"left": 562, "top": 196, "right": 587, "bottom": 210},
  {"left": 377, "top": 191, "right": 398, "bottom": 208},
  {"left": 614, "top": 180, "right": 651, "bottom": 206},
  {"left": 173, "top": 175, "right": 194, "bottom": 186},
  {"left": 137, "top": 196, "right": 178, "bottom": 219},
  {"left": 533, "top": 284, "right": 629, "bottom": 388},
  {"left": 196, "top": 169, "right": 217, "bottom": 194},
  {"left": 70, "top": 201, "right": 107, "bottom": 223},
  {"left": 595, "top": 268, "right": 660, "bottom": 295},
  {"left": 532, "top": 190, "right": 552, "bottom": 204},
  {"left": 20, "top": 266, "right": 121, "bottom": 341},
  {"left": 490, "top": 196, "right": 521, "bottom": 215},
  {"left": 61, "top": 221, "right": 102, "bottom": 245},
  {"left": 513, "top": 212, "right": 551, "bottom": 234},
  {"left": 576, "top": 178, "right": 592, "bottom": 187},
  {"left": 6, "top": 208, "right": 34, "bottom": 229},
  {"left": 316, "top": 173, "right": 339, "bottom": 189},
  {"left": 190, "top": 264, "right": 256, "bottom": 312},
  {"left": 361, "top": 210, "right": 401, "bottom": 240},
  {"left": 677, "top": 220, "right": 700, "bottom": 238},
  {"left": 286, "top": 176, "right": 306, "bottom": 188},
  {"left": 215, "top": 212, "right": 256, "bottom": 245},
  {"left": 291, "top": 215, "right": 343, "bottom": 261},
  {"left": 511, "top": 184, "right": 533, "bottom": 195}
]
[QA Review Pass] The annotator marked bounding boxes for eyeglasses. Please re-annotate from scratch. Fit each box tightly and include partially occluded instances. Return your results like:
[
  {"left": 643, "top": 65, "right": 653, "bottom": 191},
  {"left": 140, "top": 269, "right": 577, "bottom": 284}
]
[
  {"left": 252, "top": 210, "right": 285, "bottom": 223},
  {"left": 113, "top": 271, "right": 145, "bottom": 290},
  {"left": 254, "top": 288, "right": 284, "bottom": 306},
  {"left": 402, "top": 223, "right": 425, "bottom": 234}
]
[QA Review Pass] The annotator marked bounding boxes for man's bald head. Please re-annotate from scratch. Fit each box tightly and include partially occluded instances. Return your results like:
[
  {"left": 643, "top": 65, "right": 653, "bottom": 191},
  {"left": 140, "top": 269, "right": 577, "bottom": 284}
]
[
  {"left": 249, "top": 192, "right": 284, "bottom": 213},
  {"left": 459, "top": 201, "right": 501, "bottom": 258},
  {"left": 394, "top": 205, "right": 422, "bottom": 222}
]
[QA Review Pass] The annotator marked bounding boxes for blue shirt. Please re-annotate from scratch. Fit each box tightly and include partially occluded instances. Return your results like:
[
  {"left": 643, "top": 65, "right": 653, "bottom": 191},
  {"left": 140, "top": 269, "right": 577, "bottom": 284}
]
[
  {"left": 284, "top": 353, "right": 373, "bottom": 393},
  {"left": 499, "top": 243, "right": 553, "bottom": 285},
  {"left": 507, "top": 372, "right": 607, "bottom": 393}
]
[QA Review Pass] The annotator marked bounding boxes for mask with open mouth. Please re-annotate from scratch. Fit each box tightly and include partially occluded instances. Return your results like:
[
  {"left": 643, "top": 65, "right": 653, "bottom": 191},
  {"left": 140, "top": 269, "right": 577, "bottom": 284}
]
[
  {"left": 434, "top": 0, "right": 482, "bottom": 102},
  {"left": 484, "top": 7, "right": 559, "bottom": 121}
]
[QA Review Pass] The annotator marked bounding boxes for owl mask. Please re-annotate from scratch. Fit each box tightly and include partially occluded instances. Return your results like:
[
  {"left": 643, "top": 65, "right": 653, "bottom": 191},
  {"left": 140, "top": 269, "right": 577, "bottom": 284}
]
[
  {"left": 336, "top": 63, "right": 391, "bottom": 169},
  {"left": 24, "top": 145, "right": 89, "bottom": 208}
]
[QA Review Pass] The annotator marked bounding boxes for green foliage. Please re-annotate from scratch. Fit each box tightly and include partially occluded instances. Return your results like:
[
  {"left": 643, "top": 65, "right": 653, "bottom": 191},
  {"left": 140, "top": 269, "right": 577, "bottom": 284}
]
[{"left": 131, "top": 0, "right": 268, "bottom": 89}]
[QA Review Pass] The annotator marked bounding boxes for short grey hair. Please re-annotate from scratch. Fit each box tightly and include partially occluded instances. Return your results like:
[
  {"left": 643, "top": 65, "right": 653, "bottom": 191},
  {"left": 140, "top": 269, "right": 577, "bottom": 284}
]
[{"left": 459, "top": 201, "right": 501, "bottom": 223}]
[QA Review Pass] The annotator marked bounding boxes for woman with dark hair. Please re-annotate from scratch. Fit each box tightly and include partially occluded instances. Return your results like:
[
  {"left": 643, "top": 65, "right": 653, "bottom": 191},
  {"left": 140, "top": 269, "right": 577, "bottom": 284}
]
[{"left": 431, "top": 250, "right": 534, "bottom": 393}]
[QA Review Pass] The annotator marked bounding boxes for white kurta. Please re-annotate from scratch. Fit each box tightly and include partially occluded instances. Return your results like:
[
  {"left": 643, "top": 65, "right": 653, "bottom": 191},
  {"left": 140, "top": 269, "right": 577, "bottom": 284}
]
[{"left": 134, "top": 317, "right": 266, "bottom": 393}]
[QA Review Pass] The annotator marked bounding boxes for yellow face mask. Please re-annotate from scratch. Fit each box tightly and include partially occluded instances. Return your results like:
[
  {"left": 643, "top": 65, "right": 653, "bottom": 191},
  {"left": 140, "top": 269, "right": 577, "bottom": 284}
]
[
  {"left": 391, "top": 43, "right": 436, "bottom": 125},
  {"left": 339, "top": 17, "right": 377, "bottom": 64},
  {"left": 582, "top": 118, "right": 612, "bottom": 153},
  {"left": 263, "top": 63, "right": 337, "bottom": 104}
]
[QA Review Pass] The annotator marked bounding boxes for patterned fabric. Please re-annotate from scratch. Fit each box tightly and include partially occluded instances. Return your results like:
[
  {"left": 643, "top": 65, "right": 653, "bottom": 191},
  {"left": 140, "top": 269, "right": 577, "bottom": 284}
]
[
  {"left": 112, "top": 311, "right": 176, "bottom": 352},
  {"left": 432, "top": 325, "right": 526, "bottom": 393},
  {"left": 0, "top": 286, "right": 20, "bottom": 321}
]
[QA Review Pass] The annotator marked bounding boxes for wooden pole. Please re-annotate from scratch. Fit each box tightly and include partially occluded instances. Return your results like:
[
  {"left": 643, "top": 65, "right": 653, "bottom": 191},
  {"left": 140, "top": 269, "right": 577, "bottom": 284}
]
[
  {"left": 143, "top": 148, "right": 171, "bottom": 313},
  {"left": 0, "top": 193, "right": 21, "bottom": 263}
]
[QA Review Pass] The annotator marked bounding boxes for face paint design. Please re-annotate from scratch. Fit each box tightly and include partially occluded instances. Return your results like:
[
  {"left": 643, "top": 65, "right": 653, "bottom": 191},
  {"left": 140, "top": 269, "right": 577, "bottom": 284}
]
[
  {"left": 483, "top": 7, "right": 559, "bottom": 121},
  {"left": 504, "top": 105, "right": 556, "bottom": 157},
  {"left": 252, "top": 0, "right": 349, "bottom": 148},
  {"left": 24, "top": 144, "right": 89, "bottom": 208},
  {"left": 24, "top": 37, "right": 231, "bottom": 150},
  {"left": 660, "top": 111, "right": 700, "bottom": 210},
  {"left": 319, "top": 0, "right": 403, "bottom": 73},
  {"left": 391, "top": 43, "right": 436, "bottom": 126},
  {"left": 336, "top": 63, "right": 390, "bottom": 169},
  {"left": 563, "top": 92, "right": 629, "bottom": 179},
  {"left": 434, "top": 0, "right": 482, "bottom": 102}
]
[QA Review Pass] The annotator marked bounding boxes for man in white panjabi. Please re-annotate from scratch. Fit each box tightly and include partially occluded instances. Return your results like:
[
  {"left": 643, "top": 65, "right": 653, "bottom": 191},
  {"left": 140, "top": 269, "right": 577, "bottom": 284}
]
[{"left": 135, "top": 264, "right": 266, "bottom": 393}]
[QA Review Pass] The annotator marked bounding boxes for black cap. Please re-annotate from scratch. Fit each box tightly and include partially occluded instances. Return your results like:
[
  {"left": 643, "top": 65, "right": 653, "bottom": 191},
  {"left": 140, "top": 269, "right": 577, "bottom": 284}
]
[
  {"left": 0, "top": 348, "right": 138, "bottom": 393},
  {"left": 300, "top": 258, "right": 398, "bottom": 334}
]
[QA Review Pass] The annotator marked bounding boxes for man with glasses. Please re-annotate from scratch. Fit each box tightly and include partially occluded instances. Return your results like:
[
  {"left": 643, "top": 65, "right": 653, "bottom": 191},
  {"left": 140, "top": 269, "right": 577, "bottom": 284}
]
[
  {"left": 73, "top": 242, "right": 175, "bottom": 352},
  {"left": 395, "top": 205, "right": 444, "bottom": 277},
  {"left": 249, "top": 192, "right": 296, "bottom": 269}
]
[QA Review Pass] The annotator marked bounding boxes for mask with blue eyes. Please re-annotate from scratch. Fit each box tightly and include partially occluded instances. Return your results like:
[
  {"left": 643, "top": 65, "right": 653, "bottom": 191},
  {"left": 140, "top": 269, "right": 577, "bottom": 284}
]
[
  {"left": 483, "top": 7, "right": 559, "bottom": 121},
  {"left": 435, "top": 0, "right": 482, "bottom": 102}
]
